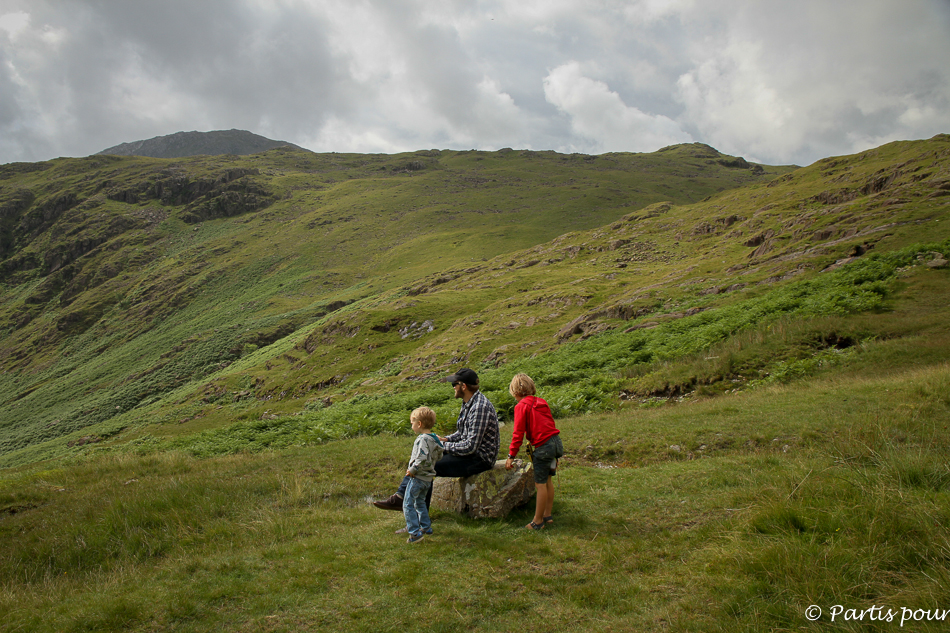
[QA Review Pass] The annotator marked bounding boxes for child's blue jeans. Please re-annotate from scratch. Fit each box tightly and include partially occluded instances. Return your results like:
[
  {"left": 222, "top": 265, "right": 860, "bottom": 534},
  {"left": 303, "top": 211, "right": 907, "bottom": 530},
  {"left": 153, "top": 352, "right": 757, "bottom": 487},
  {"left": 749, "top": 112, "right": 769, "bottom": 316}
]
[{"left": 403, "top": 477, "right": 433, "bottom": 537}]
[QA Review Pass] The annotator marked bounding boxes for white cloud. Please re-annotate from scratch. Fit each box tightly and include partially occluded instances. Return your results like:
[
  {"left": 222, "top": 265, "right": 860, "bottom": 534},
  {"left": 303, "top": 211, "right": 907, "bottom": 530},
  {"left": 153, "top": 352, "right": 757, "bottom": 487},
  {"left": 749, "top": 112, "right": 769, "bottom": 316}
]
[
  {"left": 304, "top": 115, "right": 408, "bottom": 154},
  {"left": 672, "top": 0, "right": 950, "bottom": 164},
  {"left": 544, "top": 61, "right": 692, "bottom": 153},
  {"left": 620, "top": 0, "right": 694, "bottom": 24},
  {"left": 0, "top": 11, "right": 29, "bottom": 39},
  {"left": 675, "top": 39, "right": 798, "bottom": 162},
  {"left": 468, "top": 76, "right": 529, "bottom": 145}
]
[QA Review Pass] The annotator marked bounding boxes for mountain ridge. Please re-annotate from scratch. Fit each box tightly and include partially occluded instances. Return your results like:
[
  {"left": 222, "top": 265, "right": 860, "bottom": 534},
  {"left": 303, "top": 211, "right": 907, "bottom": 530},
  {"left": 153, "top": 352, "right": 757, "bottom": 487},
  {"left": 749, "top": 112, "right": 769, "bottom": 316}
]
[{"left": 96, "top": 129, "right": 305, "bottom": 158}]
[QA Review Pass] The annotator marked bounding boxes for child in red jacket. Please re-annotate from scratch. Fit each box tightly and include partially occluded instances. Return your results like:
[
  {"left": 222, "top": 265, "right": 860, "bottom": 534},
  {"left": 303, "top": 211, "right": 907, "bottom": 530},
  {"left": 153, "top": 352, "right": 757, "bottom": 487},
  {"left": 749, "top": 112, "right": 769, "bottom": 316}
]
[{"left": 505, "top": 373, "right": 564, "bottom": 530}]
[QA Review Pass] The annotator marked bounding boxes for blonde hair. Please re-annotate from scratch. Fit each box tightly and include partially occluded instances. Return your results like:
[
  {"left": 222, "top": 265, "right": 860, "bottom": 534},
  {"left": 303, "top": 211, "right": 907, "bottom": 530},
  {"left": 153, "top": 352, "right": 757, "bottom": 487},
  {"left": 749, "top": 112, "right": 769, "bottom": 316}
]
[
  {"left": 509, "top": 373, "right": 537, "bottom": 399},
  {"left": 411, "top": 406, "right": 437, "bottom": 430}
]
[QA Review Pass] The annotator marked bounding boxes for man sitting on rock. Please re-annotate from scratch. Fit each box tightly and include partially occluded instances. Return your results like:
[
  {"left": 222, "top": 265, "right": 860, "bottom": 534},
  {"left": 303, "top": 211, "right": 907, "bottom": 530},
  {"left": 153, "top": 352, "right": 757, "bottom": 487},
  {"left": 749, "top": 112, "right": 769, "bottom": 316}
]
[{"left": 373, "top": 367, "right": 500, "bottom": 511}]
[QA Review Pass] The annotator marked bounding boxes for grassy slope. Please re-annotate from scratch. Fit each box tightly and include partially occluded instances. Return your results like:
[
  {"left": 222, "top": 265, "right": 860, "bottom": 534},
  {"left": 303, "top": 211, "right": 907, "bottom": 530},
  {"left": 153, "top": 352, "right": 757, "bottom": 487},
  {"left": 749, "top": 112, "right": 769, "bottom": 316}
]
[
  {"left": 2, "top": 135, "right": 949, "bottom": 465},
  {"left": 39, "top": 134, "right": 945, "bottom": 462},
  {"left": 0, "top": 268, "right": 948, "bottom": 632},
  {"left": 0, "top": 144, "right": 792, "bottom": 465}
]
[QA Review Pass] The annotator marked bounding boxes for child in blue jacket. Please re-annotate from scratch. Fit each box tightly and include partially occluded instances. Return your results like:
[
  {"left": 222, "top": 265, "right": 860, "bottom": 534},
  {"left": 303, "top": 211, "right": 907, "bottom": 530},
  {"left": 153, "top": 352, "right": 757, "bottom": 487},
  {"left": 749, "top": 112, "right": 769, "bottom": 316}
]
[{"left": 403, "top": 406, "right": 444, "bottom": 543}]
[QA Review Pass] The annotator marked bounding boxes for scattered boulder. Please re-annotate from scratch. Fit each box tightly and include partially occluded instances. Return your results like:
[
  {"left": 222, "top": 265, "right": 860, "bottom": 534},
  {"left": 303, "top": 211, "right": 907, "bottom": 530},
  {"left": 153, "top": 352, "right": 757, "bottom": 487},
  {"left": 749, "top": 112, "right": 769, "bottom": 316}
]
[
  {"left": 431, "top": 459, "right": 535, "bottom": 519},
  {"left": 744, "top": 229, "right": 775, "bottom": 248},
  {"left": 483, "top": 346, "right": 509, "bottom": 365},
  {"left": 822, "top": 257, "right": 859, "bottom": 272},
  {"left": 703, "top": 283, "right": 746, "bottom": 295},
  {"left": 609, "top": 239, "right": 630, "bottom": 250},
  {"left": 717, "top": 156, "right": 750, "bottom": 169},
  {"left": 556, "top": 313, "right": 610, "bottom": 341},
  {"left": 399, "top": 320, "right": 435, "bottom": 339},
  {"left": 67, "top": 435, "right": 102, "bottom": 448},
  {"left": 625, "top": 321, "right": 658, "bottom": 332}
]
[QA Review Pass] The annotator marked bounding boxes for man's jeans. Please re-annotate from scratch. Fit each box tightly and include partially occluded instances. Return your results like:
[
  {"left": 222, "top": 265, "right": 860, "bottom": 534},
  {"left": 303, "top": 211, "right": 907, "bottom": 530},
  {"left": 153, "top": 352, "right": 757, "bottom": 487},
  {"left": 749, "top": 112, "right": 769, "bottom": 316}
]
[
  {"left": 396, "top": 454, "right": 495, "bottom": 507},
  {"left": 403, "top": 477, "right": 433, "bottom": 537}
]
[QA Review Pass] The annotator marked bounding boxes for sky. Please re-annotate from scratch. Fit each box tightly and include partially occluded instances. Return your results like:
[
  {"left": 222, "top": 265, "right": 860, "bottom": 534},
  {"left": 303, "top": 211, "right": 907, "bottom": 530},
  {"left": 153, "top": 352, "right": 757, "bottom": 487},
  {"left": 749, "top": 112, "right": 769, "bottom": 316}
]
[{"left": 1, "top": 0, "right": 948, "bottom": 167}]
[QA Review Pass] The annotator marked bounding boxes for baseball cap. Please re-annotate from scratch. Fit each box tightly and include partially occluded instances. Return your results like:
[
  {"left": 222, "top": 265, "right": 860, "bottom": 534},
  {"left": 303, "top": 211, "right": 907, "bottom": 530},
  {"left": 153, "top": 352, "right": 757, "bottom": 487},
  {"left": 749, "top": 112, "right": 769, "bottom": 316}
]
[{"left": 444, "top": 367, "right": 479, "bottom": 386}]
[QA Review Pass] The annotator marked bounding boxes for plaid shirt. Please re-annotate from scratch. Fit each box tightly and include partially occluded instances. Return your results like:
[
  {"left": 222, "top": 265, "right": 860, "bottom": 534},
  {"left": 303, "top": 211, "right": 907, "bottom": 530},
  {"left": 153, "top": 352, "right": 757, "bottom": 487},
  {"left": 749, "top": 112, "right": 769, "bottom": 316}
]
[{"left": 443, "top": 390, "right": 500, "bottom": 464}]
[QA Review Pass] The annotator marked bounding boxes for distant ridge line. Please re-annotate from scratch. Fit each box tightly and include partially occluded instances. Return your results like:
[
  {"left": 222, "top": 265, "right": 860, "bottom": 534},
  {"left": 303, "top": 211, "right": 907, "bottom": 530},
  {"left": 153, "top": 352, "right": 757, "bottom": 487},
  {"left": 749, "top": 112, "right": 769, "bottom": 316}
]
[{"left": 97, "top": 129, "right": 306, "bottom": 158}]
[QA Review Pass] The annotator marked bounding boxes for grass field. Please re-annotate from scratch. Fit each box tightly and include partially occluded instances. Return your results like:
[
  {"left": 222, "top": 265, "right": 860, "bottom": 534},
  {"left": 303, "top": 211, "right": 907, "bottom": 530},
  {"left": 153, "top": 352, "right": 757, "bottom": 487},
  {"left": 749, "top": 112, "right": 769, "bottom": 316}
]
[{"left": 1, "top": 266, "right": 948, "bottom": 632}]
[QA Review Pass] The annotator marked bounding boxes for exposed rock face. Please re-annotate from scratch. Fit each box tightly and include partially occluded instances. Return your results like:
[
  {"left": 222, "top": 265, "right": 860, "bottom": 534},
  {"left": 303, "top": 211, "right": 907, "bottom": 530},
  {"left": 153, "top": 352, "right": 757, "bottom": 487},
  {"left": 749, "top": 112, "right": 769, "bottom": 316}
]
[
  {"left": 399, "top": 320, "right": 435, "bottom": 339},
  {"left": 431, "top": 459, "right": 535, "bottom": 519}
]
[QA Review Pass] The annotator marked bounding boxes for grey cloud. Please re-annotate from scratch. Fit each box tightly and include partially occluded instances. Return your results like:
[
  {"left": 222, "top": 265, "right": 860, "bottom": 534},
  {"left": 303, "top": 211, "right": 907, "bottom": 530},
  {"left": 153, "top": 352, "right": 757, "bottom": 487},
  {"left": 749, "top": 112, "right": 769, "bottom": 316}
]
[
  {"left": 1, "top": 0, "right": 351, "bottom": 157},
  {"left": 77, "top": 1, "right": 349, "bottom": 144},
  {"left": 0, "top": 0, "right": 947, "bottom": 166}
]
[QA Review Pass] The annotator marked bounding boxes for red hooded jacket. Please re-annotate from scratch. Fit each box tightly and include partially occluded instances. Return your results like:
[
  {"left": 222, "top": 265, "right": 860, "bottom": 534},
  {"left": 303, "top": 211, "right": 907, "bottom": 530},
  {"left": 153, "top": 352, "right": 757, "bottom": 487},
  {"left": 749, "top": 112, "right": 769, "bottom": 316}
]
[{"left": 508, "top": 396, "right": 560, "bottom": 458}]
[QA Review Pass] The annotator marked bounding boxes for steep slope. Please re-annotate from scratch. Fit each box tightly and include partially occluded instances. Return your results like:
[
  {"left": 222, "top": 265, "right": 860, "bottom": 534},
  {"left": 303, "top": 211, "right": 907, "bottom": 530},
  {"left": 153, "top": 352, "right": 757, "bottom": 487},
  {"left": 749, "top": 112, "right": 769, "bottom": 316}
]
[
  {"left": 96, "top": 129, "right": 304, "bottom": 158},
  {"left": 0, "top": 143, "right": 787, "bottom": 464}
]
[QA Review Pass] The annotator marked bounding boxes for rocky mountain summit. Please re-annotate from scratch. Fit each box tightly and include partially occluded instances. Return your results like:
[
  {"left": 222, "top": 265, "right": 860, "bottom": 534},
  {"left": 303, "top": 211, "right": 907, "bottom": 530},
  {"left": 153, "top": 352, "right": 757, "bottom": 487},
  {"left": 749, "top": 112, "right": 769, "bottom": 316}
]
[{"left": 97, "top": 129, "right": 304, "bottom": 158}]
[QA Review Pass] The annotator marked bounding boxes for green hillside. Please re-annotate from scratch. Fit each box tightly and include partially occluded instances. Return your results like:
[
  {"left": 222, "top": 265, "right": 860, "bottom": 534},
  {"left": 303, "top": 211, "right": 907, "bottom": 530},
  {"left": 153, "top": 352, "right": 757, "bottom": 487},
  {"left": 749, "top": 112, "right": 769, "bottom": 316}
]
[
  {"left": 3, "top": 136, "right": 949, "bottom": 466},
  {"left": 0, "top": 143, "right": 792, "bottom": 465},
  {"left": 1, "top": 135, "right": 949, "bottom": 632}
]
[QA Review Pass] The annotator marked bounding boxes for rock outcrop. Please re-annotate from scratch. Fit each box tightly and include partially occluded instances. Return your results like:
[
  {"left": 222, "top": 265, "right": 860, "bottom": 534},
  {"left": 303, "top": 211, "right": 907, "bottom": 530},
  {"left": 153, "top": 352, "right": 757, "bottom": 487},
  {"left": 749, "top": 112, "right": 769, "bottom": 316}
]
[{"left": 431, "top": 459, "right": 535, "bottom": 519}]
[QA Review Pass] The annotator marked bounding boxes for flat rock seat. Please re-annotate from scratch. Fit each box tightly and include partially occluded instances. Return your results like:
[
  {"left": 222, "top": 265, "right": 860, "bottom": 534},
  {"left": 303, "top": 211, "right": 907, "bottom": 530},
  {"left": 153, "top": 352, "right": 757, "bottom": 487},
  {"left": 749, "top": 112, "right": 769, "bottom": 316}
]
[{"left": 431, "top": 459, "right": 535, "bottom": 519}]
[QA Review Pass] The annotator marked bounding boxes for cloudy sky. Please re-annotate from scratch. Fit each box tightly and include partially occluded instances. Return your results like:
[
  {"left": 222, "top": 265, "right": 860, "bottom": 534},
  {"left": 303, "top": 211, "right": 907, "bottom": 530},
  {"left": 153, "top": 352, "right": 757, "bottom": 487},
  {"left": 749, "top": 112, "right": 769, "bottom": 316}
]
[{"left": 1, "top": 0, "right": 948, "bottom": 167}]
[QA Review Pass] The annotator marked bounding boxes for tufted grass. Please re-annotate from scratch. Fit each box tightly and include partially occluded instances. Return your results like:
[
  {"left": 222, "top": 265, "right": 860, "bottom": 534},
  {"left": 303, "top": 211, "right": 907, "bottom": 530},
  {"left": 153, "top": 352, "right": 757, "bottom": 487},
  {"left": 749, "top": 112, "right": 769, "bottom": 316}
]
[{"left": 2, "top": 324, "right": 949, "bottom": 631}]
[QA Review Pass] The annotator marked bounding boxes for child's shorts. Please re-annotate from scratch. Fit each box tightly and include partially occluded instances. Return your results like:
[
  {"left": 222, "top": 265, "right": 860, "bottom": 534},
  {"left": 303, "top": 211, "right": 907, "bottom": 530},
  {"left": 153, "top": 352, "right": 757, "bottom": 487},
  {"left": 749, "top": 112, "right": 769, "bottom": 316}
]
[{"left": 531, "top": 434, "right": 564, "bottom": 484}]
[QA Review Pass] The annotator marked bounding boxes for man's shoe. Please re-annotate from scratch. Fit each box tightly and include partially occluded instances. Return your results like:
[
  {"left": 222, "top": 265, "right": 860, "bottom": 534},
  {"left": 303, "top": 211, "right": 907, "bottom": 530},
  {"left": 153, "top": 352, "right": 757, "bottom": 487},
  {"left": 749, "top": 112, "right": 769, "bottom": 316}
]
[
  {"left": 372, "top": 494, "right": 403, "bottom": 511},
  {"left": 407, "top": 532, "right": 425, "bottom": 543}
]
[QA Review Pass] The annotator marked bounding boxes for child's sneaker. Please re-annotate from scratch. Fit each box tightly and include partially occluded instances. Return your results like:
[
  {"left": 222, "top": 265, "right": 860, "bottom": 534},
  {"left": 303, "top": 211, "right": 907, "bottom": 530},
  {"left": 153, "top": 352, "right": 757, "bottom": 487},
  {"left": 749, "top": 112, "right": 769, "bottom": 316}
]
[
  {"left": 396, "top": 527, "right": 433, "bottom": 535},
  {"left": 407, "top": 532, "right": 426, "bottom": 544}
]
